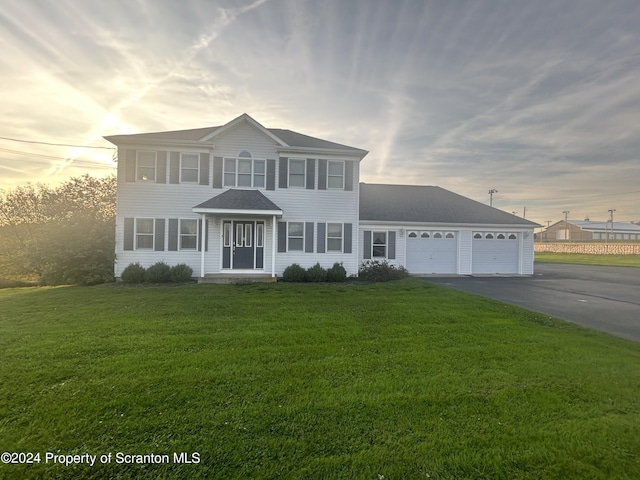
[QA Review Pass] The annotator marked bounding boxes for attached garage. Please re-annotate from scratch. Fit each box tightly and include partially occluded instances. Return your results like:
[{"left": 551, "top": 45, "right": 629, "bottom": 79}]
[
  {"left": 406, "top": 230, "right": 457, "bottom": 273},
  {"left": 359, "top": 184, "right": 539, "bottom": 276},
  {"left": 472, "top": 232, "right": 519, "bottom": 274}
]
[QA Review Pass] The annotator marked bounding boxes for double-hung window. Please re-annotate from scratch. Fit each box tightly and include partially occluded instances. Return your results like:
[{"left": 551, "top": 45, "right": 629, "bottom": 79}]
[
  {"left": 288, "top": 222, "right": 304, "bottom": 251},
  {"left": 180, "top": 153, "right": 199, "bottom": 183},
  {"left": 223, "top": 151, "right": 265, "bottom": 188},
  {"left": 136, "top": 151, "right": 156, "bottom": 181},
  {"left": 327, "top": 223, "right": 343, "bottom": 252},
  {"left": 136, "top": 218, "right": 154, "bottom": 249},
  {"left": 180, "top": 219, "right": 198, "bottom": 250},
  {"left": 372, "top": 231, "right": 387, "bottom": 257},
  {"left": 288, "top": 159, "right": 306, "bottom": 188},
  {"left": 327, "top": 161, "right": 344, "bottom": 189}
]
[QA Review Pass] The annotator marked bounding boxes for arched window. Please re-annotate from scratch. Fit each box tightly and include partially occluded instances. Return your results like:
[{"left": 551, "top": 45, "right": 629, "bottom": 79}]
[
  {"left": 445, "top": 232, "right": 455, "bottom": 239},
  {"left": 434, "top": 232, "right": 443, "bottom": 239},
  {"left": 485, "top": 233, "right": 494, "bottom": 239},
  {"left": 238, "top": 150, "right": 252, "bottom": 158},
  {"left": 474, "top": 233, "right": 482, "bottom": 239},
  {"left": 421, "top": 232, "right": 430, "bottom": 238},
  {"left": 508, "top": 234, "right": 517, "bottom": 240},
  {"left": 497, "top": 233, "right": 506, "bottom": 239},
  {"left": 408, "top": 231, "right": 417, "bottom": 238}
]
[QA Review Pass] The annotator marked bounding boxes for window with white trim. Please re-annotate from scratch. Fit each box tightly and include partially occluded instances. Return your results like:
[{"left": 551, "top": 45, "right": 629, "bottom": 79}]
[
  {"left": 136, "top": 218, "right": 154, "bottom": 249},
  {"left": 180, "top": 153, "right": 199, "bottom": 183},
  {"left": 223, "top": 223, "right": 231, "bottom": 247},
  {"left": 288, "top": 159, "right": 306, "bottom": 188},
  {"left": 136, "top": 151, "right": 156, "bottom": 181},
  {"left": 180, "top": 219, "right": 198, "bottom": 250},
  {"left": 256, "top": 223, "right": 264, "bottom": 248},
  {"left": 223, "top": 152, "right": 265, "bottom": 188},
  {"left": 372, "top": 231, "right": 387, "bottom": 257},
  {"left": 327, "top": 223, "right": 343, "bottom": 252},
  {"left": 288, "top": 222, "right": 304, "bottom": 251},
  {"left": 327, "top": 161, "right": 344, "bottom": 189}
]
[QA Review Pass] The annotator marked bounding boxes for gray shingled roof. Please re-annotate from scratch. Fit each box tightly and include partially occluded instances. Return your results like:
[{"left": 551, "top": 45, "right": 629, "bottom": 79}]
[
  {"left": 105, "top": 125, "right": 365, "bottom": 153},
  {"left": 359, "top": 184, "right": 539, "bottom": 226},
  {"left": 194, "top": 189, "right": 282, "bottom": 212}
]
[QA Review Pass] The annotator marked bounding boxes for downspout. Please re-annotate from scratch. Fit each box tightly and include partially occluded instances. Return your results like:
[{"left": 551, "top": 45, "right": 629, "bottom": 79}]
[
  {"left": 272, "top": 215, "right": 277, "bottom": 278},
  {"left": 200, "top": 213, "right": 206, "bottom": 278}
]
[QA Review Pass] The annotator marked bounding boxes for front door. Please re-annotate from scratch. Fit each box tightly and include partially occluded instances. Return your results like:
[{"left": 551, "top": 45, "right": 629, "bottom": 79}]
[{"left": 233, "top": 221, "right": 254, "bottom": 269}]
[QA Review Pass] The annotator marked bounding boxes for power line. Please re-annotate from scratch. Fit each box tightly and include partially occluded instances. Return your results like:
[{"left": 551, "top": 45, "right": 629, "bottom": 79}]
[
  {"left": 0, "top": 135, "right": 115, "bottom": 151},
  {"left": 0, "top": 157, "right": 116, "bottom": 169},
  {"left": 0, "top": 146, "right": 113, "bottom": 164}
]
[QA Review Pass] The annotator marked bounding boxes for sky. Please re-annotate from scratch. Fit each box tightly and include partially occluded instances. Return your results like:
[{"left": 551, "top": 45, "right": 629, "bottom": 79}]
[{"left": 1, "top": 0, "right": 639, "bottom": 227}]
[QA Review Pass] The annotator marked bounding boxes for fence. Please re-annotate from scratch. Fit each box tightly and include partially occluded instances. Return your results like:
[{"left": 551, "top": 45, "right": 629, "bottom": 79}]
[{"left": 535, "top": 242, "right": 640, "bottom": 255}]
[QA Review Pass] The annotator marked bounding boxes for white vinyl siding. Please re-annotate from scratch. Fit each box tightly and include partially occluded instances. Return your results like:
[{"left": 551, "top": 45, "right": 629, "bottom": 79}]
[{"left": 136, "top": 151, "right": 156, "bottom": 181}]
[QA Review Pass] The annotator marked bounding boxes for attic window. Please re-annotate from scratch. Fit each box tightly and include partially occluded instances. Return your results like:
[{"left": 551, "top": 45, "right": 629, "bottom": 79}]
[{"left": 238, "top": 150, "right": 252, "bottom": 158}]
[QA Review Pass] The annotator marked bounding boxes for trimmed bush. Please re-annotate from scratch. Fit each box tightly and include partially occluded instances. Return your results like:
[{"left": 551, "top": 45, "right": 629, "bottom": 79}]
[
  {"left": 306, "top": 263, "right": 327, "bottom": 282},
  {"left": 144, "top": 262, "right": 172, "bottom": 283},
  {"left": 170, "top": 263, "right": 194, "bottom": 283},
  {"left": 326, "top": 262, "right": 347, "bottom": 282},
  {"left": 358, "top": 260, "right": 409, "bottom": 282},
  {"left": 282, "top": 263, "right": 307, "bottom": 282},
  {"left": 121, "top": 262, "right": 146, "bottom": 284}
]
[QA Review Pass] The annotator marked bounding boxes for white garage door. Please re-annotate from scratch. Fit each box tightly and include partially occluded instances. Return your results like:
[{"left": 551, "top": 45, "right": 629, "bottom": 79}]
[
  {"left": 406, "top": 231, "right": 458, "bottom": 274},
  {"left": 472, "top": 232, "right": 519, "bottom": 274}
]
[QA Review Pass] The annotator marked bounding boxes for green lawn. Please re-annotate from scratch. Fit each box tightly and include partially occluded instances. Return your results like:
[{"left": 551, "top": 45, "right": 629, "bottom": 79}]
[
  {"left": 1, "top": 280, "right": 639, "bottom": 479},
  {"left": 535, "top": 252, "right": 640, "bottom": 267}
]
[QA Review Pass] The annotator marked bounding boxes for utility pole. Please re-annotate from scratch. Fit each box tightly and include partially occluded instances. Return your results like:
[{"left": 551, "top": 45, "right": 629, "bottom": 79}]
[
  {"left": 608, "top": 209, "right": 616, "bottom": 241},
  {"left": 489, "top": 189, "right": 498, "bottom": 207},
  {"left": 563, "top": 211, "right": 570, "bottom": 241}
]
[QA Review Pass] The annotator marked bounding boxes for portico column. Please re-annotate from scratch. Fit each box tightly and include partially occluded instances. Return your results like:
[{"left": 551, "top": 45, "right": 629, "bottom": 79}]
[
  {"left": 200, "top": 213, "right": 206, "bottom": 278},
  {"left": 272, "top": 215, "right": 276, "bottom": 278}
]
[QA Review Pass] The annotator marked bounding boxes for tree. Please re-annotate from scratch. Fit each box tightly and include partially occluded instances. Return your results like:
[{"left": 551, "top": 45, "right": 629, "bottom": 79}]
[{"left": 0, "top": 174, "right": 116, "bottom": 285}]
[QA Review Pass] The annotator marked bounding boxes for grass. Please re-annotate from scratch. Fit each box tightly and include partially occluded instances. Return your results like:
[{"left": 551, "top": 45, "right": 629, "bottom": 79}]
[
  {"left": 535, "top": 252, "right": 640, "bottom": 267},
  {"left": 1, "top": 280, "right": 640, "bottom": 479}
]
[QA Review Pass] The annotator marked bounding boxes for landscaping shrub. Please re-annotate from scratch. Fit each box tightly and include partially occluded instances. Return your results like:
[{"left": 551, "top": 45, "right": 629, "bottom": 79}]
[
  {"left": 121, "top": 262, "right": 146, "bottom": 284},
  {"left": 282, "top": 263, "right": 307, "bottom": 282},
  {"left": 306, "top": 263, "right": 327, "bottom": 282},
  {"left": 170, "top": 263, "right": 194, "bottom": 282},
  {"left": 144, "top": 262, "right": 172, "bottom": 283},
  {"left": 326, "top": 262, "right": 347, "bottom": 282},
  {"left": 358, "top": 259, "right": 409, "bottom": 282}
]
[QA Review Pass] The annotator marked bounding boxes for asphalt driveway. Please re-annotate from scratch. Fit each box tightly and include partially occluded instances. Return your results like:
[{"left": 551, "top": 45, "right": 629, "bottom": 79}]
[{"left": 423, "top": 263, "right": 640, "bottom": 342}]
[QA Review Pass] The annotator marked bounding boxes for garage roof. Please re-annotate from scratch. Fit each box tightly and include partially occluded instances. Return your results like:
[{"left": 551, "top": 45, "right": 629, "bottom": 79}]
[{"left": 359, "top": 183, "right": 539, "bottom": 226}]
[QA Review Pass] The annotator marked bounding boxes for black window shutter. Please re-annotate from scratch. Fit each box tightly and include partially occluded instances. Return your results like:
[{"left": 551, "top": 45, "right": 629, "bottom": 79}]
[
  {"left": 168, "top": 219, "right": 179, "bottom": 251},
  {"left": 125, "top": 149, "right": 136, "bottom": 182},
  {"left": 305, "top": 222, "right": 314, "bottom": 253},
  {"left": 277, "top": 222, "right": 287, "bottom": 252},
  {"left": 200, "top": 153, "right": 210, "bottom": 185},
  {"left": 306, "top": 159, "right": 315, "bottom": 189},
  {"left": 266, "top": 159, "right": 276, "bottom": 190},
  {"left": 318, "top": 159, "right": 327, "bottom": 190},
  {"left": 213, "top": 157, "right": 223, "bottom": 188},
  {"left": 124, "top": 218, "right": 134, "bottom": 250},
  {"left": 198, "top": 219, "right": 203, "bottom": 251},
  {"left": 364, "top": 230, "right": 372, "bottom": 259},
  {"left": 344, "top": 161, "right": 354, "bottom": 191},
  {"left": 317, "top": 223, "right": 326, "bottom": 253},
  {"left": 155, "top": 219, "right": 165, "bottom": 251},
  {"left": 156, "top": 152, "right": 167, "bottom": 184},
  {"left": 344, "top": 223, "right": 352, "bottom": 254},
  {"left": 169, "top": 152, "right": 180, "bottom": 184},
  {"left": 388, "top": 231, "right": 396, "bottom": 259},
  {"left": 279, "top": 157, "right": 288, "bottom": 189},
  {"left": 204, "top": 219, "right": 208, "bottom": 252}
]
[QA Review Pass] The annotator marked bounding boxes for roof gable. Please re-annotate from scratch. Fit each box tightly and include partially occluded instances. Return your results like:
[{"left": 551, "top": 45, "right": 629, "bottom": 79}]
[
  {"left": 359, "top": 183, "right": 539, "bottom": 227},
  {"left": 199, "top": 113, "right": 287, "bottom": 146}
]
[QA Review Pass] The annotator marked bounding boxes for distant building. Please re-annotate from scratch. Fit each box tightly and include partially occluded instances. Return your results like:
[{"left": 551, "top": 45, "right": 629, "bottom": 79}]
[{"left": 537, "top": 220, "right": 640, "bottom": 241}]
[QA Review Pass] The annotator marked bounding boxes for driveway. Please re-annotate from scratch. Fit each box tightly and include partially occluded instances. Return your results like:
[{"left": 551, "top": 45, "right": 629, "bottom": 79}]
[{"left": 422, "top": 263, "right": 640, "bottom": 342}]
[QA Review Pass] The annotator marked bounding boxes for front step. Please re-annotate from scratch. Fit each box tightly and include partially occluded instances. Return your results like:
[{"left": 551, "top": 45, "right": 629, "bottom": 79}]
[{"left": 199, "top": 274, "right": 277, "bottom": 284}]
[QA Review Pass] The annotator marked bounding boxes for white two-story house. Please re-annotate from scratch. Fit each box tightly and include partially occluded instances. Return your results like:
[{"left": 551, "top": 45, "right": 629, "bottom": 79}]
[{"left": 105, "top": 113, "right": 538, "bottom": 280}]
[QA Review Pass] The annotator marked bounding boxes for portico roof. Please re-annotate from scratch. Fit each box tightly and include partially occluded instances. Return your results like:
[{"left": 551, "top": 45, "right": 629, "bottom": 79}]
[{"left": 193, "top": 189, "right": 283, "bottom": 216}]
